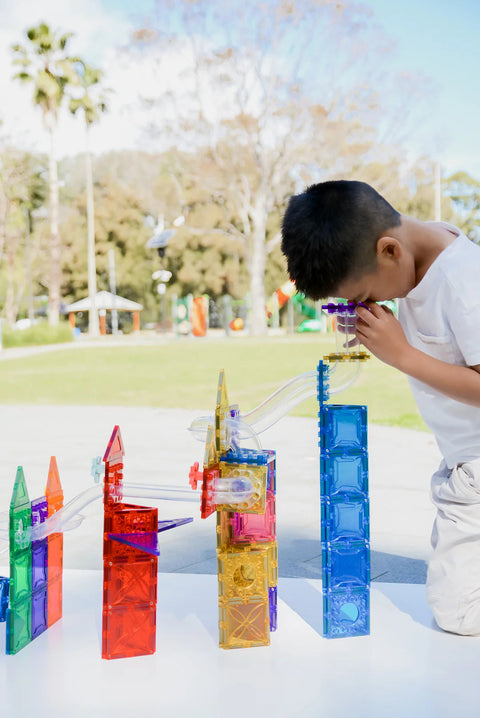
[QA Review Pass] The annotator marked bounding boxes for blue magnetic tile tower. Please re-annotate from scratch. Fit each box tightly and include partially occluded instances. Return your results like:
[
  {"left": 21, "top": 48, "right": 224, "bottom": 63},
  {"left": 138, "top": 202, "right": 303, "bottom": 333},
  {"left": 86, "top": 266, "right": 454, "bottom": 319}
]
[{"left": 318, "top": 360, "right": 370, "bottom": 638}]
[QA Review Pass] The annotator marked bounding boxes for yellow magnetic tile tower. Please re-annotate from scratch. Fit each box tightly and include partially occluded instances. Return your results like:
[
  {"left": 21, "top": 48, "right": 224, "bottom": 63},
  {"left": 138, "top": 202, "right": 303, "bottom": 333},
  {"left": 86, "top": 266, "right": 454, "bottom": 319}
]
[{"left": 190, "top": 369, "right": 278, "bottom": 649}]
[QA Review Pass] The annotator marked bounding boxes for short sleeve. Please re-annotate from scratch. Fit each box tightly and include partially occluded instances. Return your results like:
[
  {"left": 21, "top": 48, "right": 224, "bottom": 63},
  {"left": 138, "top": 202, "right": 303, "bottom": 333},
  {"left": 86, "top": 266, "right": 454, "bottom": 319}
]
[{"left": 448, "top": 255, "right": 480, "bottom": 366}]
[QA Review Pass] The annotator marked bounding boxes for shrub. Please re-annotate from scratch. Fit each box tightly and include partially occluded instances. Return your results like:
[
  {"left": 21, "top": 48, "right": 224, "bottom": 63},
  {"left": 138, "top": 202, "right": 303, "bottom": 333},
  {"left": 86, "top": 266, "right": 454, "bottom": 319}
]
[{"left": 1, "top": 321, "right": 74, "bottom": 348}]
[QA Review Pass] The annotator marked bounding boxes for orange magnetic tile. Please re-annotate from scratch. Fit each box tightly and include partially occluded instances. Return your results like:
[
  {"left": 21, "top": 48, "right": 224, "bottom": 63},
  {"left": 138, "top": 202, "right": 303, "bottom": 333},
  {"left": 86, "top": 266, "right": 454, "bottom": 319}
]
[
  {"left": 47, "top": 575, "right": 62, "bottom": 627},
  {"left": 102, "top": 603, "right": 156, "bottom": 659},
  {"left": 103, "top": 556, "right": 157, "bottom": 607},
  {"left": 45, "top": 456, "right": 64, "bottom": 515},
  {"left": 47, "top": 534, "right": 63, "bottom": 581}
]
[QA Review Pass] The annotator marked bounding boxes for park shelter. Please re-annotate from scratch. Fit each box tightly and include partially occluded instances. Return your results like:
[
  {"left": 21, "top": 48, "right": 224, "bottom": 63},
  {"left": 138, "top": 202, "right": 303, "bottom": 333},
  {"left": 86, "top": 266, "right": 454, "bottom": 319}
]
[{"left": 64, "top": 291, "right": 143, "bottom": 334}]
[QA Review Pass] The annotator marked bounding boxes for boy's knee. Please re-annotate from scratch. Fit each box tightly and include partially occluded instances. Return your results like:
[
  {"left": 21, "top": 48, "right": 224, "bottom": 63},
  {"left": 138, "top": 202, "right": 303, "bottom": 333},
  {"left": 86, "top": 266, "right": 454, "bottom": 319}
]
[{"left": 427, "top": 579, "right": 480, "bottom": 636}]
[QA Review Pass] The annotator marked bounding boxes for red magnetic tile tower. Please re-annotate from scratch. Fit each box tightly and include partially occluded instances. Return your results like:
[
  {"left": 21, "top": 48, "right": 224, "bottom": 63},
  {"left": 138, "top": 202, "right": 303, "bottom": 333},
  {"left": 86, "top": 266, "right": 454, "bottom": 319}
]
[{"left": 102, "top": 426, "right": 158, "bottom": 660}]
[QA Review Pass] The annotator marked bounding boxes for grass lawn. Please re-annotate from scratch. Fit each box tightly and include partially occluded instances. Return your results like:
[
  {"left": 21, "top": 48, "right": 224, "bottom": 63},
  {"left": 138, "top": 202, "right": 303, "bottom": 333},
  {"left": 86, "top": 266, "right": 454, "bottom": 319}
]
[{"left": 0, "top": 334, "right": 428, "bottom": 430}]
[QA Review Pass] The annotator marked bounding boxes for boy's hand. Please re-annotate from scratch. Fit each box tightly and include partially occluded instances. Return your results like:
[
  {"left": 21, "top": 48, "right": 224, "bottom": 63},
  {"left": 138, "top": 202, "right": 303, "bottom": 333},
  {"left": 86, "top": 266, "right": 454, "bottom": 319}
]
[
  {"left": 356, "top": 303, "right": 480, "bottom": 407},
  {"left": 355, "top": 303, "right": 410, "bottom": 368}
]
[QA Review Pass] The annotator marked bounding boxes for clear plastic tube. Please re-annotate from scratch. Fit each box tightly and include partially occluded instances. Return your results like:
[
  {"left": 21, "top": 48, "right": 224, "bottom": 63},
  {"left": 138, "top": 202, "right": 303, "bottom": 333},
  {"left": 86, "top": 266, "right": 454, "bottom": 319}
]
[
  {"left": 189, "top": 370, "right": 316, "bottom": 442},
  {"left": 189, "top": 361, "right": 361, "bottom": 444},
  {"left": 31, "top": 484, "right": 103, "bottom": 540},
  {"left": 212, "top": 474, "right": 256, "bottom": 506},
  {"left": 0, "top": 474, "right": 256, "bottom": 551}
]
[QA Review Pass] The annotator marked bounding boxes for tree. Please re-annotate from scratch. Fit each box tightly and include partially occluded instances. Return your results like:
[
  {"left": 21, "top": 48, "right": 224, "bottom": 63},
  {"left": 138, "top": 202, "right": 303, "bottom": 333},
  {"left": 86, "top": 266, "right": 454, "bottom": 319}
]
[
  {"left": 69, "top": 60, "right": 109, "bottom": 336},
  {"left": 11, "top": 22, "right": 78, "bottom": 325},
  {"left": 0, "top": 146, "right": 47, "bottom": 324},
  {"left": 443, "top": 171, "right": 480, "bottom": 243},
  {"left": 127, "top": 0, "right": 413, "bottom": 333},
  {"left": 59, "top": 170, "right": 156, "bottom": 312}
]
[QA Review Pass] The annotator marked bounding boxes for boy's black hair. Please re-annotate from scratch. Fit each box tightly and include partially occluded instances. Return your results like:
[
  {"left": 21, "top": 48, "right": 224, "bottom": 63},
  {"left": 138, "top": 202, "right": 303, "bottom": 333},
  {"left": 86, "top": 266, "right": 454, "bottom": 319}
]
[{"left": 281, "top": 180, "right": 401, "bottom": 300}]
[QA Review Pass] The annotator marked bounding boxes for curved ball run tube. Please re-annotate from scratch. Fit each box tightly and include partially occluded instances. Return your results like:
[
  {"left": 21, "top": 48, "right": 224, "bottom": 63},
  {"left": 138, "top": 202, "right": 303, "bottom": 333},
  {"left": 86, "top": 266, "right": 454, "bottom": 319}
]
[{"left": 189, "top": 361, "right": 361, "bottom": 444}]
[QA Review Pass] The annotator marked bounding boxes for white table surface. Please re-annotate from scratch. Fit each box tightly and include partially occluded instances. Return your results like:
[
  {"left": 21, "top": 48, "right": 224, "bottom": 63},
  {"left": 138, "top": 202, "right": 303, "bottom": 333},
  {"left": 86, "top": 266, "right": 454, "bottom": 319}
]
[{"left": 1, "top": 569, "right": 479, "bottom": 718}]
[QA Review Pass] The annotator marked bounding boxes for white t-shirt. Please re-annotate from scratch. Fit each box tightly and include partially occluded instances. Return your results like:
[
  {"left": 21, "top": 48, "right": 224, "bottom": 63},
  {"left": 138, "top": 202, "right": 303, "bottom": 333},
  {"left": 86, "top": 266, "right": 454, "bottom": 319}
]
[{"left": 397, "top": 225, "right": 480, "bottom": 469}]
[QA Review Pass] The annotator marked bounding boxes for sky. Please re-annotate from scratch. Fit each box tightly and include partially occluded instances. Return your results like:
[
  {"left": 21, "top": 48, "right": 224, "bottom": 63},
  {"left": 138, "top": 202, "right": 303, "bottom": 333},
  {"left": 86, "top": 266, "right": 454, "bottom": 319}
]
[{"left": 0, "top": 0, "right": 479, "bottom": 178}]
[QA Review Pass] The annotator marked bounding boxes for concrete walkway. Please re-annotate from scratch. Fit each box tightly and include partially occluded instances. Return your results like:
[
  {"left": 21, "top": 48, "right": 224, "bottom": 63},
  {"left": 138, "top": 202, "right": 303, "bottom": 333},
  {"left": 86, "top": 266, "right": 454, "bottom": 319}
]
[{"left": 0, "top": 403, "right": 441, "bottom": 583}]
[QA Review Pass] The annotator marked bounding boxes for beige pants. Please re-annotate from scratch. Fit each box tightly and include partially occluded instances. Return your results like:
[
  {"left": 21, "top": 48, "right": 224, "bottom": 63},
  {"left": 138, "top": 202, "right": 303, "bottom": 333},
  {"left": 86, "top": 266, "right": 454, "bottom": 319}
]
[{"left": 426, "top": 458, "right": 480, "bottom": 635}]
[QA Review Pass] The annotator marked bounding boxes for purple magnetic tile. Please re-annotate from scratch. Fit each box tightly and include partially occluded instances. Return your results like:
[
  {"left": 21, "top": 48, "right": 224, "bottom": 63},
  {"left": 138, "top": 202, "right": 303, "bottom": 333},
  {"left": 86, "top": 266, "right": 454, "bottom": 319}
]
[
  {"left": 321, "top": 302, "right": 357, "bottom": 314},
  {"left": 108, "top": 517, "right": 193, "bottom": 555},
  {"left": 109, "top": 532, "right": 160, "bottom": 556},
  {"left": 269, "top": 586, "right": 277, "bottom": 632},
  {"left": 31, "top": 497, "right": 48, "bottom": 527},
  {"left": 157, "top": 517, "right": 193, "bottom": 533},
  {"left": 32, "top": 541, "right": 48, "bottom": 590},
  {"left": 266, "top": 452, "right": 276, "bottom": 493},
  {"left": 31, "top": 588, "right": 48, "bottom": 639},
  {"left": 31, "top": 496, "right": 49, "bottom": 590},
  {"left": 0, "top": 577, "right": 9, "bottom": 622}
]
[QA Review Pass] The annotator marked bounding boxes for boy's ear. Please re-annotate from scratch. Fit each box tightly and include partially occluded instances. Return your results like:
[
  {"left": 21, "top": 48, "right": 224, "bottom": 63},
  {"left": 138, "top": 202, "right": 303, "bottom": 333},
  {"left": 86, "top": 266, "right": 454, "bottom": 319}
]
[{"left": 376, "top": 236, "right": 402, "bottom": 263}]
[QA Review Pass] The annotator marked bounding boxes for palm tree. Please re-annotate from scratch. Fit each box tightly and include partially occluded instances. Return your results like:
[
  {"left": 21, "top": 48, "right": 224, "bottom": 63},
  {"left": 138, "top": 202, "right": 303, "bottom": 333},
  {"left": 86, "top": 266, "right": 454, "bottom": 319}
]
[
  {"left": 69, "top": 61, "right": 109, "bottom": 336},
  {"left": 12, "top": 22, "right": 78, "bottom": 326}
]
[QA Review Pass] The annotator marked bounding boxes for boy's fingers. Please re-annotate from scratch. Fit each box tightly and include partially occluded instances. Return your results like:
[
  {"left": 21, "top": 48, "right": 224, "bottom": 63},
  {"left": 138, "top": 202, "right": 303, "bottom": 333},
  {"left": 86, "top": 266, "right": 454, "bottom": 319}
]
[
  {"left": 380, "top": 304, "right": 394, "bottom": 316},
  {"left": 355, "top": 306, "right": 375, "bottom": 325},
  {"left": 356, "top": 303, "right": 390, "bottom": 322}
]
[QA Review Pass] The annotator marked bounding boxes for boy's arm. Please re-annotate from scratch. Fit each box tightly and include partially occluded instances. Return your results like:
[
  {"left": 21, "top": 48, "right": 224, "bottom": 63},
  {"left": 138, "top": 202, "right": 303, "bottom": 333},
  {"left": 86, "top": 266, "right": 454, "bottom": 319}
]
[{"left": 355, "top": 303, "right": 480, "bottom": 407}]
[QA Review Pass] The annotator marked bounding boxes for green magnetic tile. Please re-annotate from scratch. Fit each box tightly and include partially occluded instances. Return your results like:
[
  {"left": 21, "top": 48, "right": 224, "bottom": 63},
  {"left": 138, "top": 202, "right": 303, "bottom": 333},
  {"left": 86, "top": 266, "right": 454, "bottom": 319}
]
[
  {"left": 10, "top": 549, "right": 32, "bottom": 603},
  {"left": 6, "top": 597, "right": 32, "bottom": 654}
]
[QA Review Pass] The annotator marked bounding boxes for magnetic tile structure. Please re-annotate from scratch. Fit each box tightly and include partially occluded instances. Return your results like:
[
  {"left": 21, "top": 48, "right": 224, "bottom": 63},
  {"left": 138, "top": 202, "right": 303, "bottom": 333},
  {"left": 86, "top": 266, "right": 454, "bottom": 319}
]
[
  {"left": 318, "top": 358, "right": 370, "bottom": 638},
  {"left": 102, "top": 426, "right": 157, "bottom": 660},
  {"left": 189, "top": 371, "right": 277, "bottom": 649},
  {"left": 1, "top": 426, "right": 192, "bottom": 661},
  {"left": 4, "top": 458, "right": 64, "bottom": 655},
  {"left": 102, "top": 425, "right": 193, "bottom": 660}
]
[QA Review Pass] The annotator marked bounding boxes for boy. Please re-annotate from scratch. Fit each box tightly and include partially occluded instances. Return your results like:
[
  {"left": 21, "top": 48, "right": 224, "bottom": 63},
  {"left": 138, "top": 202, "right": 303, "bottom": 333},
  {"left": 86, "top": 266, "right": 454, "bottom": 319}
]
[{"left": 281, "top": 179, "right": 480, "bottom": 635}]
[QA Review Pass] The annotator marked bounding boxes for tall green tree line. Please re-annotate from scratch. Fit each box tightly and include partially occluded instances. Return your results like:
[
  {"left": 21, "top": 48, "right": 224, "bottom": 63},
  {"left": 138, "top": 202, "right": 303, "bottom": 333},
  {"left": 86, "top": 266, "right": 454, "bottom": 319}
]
[{"left": 2, "top": 143, "right": 479, "bottom": 327}]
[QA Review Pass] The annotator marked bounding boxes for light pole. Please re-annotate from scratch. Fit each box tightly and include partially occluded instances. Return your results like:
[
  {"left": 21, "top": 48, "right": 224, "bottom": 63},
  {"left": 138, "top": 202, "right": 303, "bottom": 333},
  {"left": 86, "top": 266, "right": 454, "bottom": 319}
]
[
  {"left": 108, "top": 248, "right": 118, "bottom": 335},
  {"left": 153, "top": 269, "right": 172, "bottom": 332},
  {"left": 146, "top": 215, "right": 184, "bottom": 332}
]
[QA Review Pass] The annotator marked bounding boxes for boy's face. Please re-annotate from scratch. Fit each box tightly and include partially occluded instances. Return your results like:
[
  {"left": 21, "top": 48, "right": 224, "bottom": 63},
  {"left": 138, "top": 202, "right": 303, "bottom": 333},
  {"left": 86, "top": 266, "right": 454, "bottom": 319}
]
[{"left": 335, "top": 237, "right": 416, "bottom": 303}]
